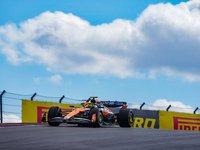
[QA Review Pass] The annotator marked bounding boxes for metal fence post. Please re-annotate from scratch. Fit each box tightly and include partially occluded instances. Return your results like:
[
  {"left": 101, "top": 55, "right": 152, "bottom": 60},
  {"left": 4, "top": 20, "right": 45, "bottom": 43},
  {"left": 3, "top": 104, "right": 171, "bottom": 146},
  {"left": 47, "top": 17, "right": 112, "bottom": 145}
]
[
  {"left": 166, "top": 105, "right": 171, "bottom": 111},
  {"left": 140, "top": 102, "right": 145, "bottom": 110},
  {"left": 194, "top": 107, "right": 199, "bottom": 114},
  {"left": 31, "top": 93, "right": 37, "bottom": 101},
  {"left": 0, "top": 90, "right": 6, "bottom": 123},
  {"left": 59, "top": 95, "right": 65, "bottom": 103}
]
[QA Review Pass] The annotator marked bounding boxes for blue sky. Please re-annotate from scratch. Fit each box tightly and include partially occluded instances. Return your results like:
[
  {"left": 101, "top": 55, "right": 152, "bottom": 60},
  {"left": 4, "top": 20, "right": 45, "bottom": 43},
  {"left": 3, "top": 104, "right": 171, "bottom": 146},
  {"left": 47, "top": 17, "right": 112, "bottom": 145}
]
[{"left": 0, "top": 0, "right": 200, "bottom": 112}]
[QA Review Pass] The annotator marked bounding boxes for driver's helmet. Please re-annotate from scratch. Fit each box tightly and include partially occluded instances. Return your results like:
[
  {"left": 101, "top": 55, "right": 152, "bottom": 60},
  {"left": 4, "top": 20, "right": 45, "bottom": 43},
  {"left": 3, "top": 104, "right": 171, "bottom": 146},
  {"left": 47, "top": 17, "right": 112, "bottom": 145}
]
[{"left": 86, "top": 103, "right": 94, "bottom": 108}]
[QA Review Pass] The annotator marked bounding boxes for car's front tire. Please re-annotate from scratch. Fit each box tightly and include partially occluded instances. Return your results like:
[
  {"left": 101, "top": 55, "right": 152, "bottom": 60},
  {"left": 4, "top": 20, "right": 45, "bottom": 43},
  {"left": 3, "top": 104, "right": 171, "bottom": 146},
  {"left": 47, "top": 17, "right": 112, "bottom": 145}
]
[
  {"left": 48, "top": 106, "right": 62, "bottom": 126},
  {"left": 90, "top": 108, "right": 103, "bottom": 127}
]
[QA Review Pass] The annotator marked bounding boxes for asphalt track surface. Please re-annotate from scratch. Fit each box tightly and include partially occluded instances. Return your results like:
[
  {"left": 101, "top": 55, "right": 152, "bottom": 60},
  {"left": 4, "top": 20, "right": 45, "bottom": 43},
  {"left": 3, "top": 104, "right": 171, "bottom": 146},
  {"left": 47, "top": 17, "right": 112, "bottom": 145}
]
[{"left": 0, "top": 124, "right": 200, "bottom": 150}]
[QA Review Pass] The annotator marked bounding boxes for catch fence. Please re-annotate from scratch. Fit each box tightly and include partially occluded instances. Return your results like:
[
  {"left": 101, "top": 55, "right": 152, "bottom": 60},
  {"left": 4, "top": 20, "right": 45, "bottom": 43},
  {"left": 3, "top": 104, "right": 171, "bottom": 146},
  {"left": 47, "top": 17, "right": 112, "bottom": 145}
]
[{"left": 0, "top": 90, "right": 199, "bottom": 123}]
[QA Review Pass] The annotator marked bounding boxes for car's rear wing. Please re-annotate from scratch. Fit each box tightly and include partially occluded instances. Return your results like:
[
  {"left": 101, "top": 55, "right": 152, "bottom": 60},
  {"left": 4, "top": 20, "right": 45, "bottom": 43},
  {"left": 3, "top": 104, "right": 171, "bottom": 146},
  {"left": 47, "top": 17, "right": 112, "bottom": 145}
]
[{"left": 101, "top": 101, "right": 127, "bottom": 107}]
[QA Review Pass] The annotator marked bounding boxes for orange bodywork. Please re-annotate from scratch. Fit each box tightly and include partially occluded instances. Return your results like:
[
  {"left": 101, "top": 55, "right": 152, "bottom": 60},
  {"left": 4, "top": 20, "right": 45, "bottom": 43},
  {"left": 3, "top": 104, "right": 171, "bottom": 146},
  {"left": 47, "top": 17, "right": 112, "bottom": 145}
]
[
  {"left": 122, "top": 105, "right": 127, "bottom": 109},
  {"left": 91, "top": 114, "right": 96, "bottom": 122},
  {"left": 102, "top": 108, "right": 112, "bottom": 116},
  {"left": 57, "top": 106, "right": 60, "bottom": 112},
  {"left": 65, "top": 108, "right": 86, "bottom": 118},
  {"left": 102, "top": 111, "right": 109, "bottom": 116}
]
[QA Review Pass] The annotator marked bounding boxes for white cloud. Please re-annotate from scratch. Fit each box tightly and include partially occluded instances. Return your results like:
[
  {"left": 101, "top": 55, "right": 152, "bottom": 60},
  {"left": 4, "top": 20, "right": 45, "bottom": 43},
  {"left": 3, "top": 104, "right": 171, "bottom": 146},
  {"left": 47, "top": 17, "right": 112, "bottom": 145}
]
[
  {"left": 33, "top": 74, "right": 63, "bottom": 84},
  {"left": 3, "top": 114, "right": 22, "bottom": 123},
  {"left": 130, "top": 104, "right": 141, "bottom": 109},
  {"left": 150, "top": 99, "right": 194, "bottom": 113},
  {"left": 48, "top": 74, "right": 63, "bottom": 84},
  {"left": 0, "top": 0, "right": 200, "bottom": 80}
]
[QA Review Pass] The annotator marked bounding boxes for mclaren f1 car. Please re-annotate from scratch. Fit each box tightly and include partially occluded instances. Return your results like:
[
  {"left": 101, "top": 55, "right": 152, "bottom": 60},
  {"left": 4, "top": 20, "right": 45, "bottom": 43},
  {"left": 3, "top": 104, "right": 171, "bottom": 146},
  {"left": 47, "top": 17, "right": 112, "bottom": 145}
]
[{"left": 42, "top": 96, "right": 134, "bottom": 127}]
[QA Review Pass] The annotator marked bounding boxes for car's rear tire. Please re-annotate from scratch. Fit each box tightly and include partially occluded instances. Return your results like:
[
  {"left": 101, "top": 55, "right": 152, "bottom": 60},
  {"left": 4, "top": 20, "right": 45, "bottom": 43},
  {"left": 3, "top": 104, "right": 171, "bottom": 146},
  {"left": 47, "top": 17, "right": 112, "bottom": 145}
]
[
  {"left": 90, "top": 108, "right": 103, "bottom": 127},
  {"left": 118, "top": 109, "right": 134, "bottom": 127},
  {"left": 48, "top": 106, "right": 62, "bottom": 126}
]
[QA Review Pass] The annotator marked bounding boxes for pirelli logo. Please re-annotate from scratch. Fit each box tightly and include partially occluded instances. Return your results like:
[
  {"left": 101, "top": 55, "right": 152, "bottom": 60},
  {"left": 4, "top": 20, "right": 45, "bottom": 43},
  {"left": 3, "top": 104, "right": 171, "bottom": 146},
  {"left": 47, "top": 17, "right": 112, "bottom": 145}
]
[{"left": 173, "top": 117, "right": 200, "bottom": 131}]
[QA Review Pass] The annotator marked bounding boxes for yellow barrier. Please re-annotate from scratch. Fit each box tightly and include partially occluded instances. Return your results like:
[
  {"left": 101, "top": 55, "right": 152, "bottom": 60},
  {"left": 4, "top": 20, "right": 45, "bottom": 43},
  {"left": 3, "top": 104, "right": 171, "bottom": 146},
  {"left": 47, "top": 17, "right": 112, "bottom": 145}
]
[
  {"left": 159, "top": 111, "right": 200, "bottom": 131},
  {"left": 22, "top": 100, "right": 82, "bottom": 123}
]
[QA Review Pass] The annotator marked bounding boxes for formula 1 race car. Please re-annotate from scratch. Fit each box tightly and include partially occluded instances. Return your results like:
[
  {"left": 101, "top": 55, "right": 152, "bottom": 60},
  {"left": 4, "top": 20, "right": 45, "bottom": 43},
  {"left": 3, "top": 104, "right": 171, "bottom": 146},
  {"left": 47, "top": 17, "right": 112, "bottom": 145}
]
[{"left": 42, "top": 96, "right": 134, "bottom": 127}]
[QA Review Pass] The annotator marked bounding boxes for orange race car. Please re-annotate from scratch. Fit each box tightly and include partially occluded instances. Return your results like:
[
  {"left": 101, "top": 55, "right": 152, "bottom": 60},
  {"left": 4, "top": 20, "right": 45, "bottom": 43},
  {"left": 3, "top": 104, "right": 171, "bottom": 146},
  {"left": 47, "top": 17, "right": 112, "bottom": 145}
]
[{"left": 42, "top": 96, "right": 134, "bottom": 127}]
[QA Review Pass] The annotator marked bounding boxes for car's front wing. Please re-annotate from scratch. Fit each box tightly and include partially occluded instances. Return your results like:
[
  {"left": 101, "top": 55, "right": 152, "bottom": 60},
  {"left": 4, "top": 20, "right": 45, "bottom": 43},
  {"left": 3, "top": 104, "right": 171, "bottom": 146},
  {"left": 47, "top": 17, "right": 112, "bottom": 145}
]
[{"left": 49, "top": 117, "right": 92, "bottom": 124}]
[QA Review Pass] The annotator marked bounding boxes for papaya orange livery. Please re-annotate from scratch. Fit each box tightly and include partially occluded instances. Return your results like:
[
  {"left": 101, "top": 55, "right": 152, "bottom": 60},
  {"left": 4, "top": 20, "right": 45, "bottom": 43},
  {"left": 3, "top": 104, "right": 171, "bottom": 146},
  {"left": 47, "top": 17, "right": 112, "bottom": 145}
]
[
  {"left": 65, "top": 108, "right": 86, "bottom": 118},
  {"left": 92, "top": 114, "right": 96, "bottom": 122},
  {"left": 42, "top": 96, "right": 134, "bottom": 128}
]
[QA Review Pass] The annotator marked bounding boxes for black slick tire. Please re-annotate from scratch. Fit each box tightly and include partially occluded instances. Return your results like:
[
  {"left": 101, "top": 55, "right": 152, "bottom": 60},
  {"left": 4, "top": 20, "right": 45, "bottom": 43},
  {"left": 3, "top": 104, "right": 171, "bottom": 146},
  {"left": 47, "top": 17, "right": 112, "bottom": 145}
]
[
  {"left": 90, "top": 108, "right": 103, "bottom": 127},
  {"left": 118, "top": 109, "right": 134, "bottom": 127},
  {"left": 48, "top": 106, "right": 62, "bottom": 126}
]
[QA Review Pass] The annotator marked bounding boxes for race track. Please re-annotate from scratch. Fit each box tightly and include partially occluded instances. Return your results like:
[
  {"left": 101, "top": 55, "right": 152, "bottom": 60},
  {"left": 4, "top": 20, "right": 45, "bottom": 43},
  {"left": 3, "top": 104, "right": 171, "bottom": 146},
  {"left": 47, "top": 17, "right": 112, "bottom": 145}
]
[{"left": 0, "top": 124, "right": 200, "bottom": 150}]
